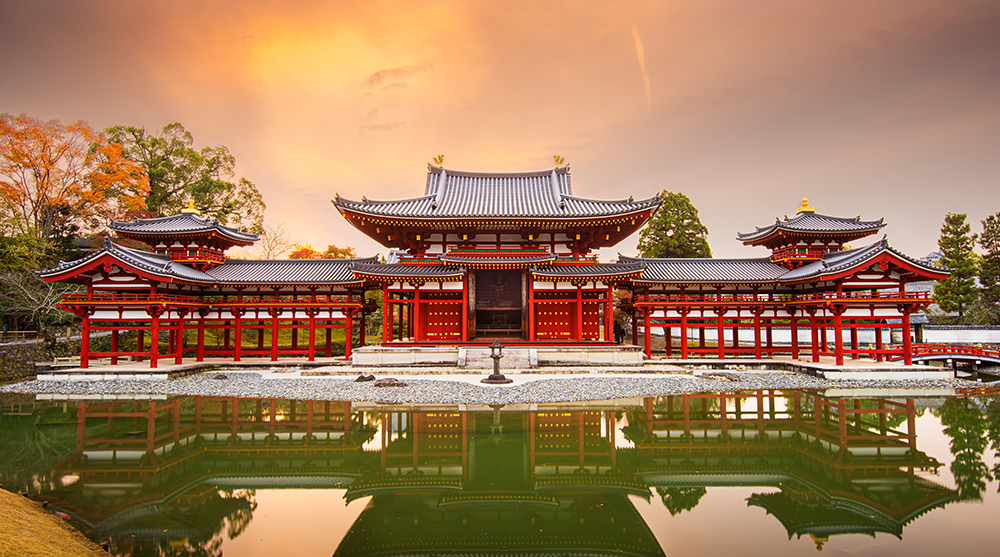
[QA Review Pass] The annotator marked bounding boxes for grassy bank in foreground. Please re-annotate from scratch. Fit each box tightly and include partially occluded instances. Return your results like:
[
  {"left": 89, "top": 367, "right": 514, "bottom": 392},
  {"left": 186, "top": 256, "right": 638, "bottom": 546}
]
[{"left": 0, "top": 489, "right": 106, "bottom": 557}]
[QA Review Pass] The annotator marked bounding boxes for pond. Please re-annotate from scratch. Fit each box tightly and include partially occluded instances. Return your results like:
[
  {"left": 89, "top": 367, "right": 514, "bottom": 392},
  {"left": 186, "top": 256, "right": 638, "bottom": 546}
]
[{"left": 1, "top": 391, "right": 999, "bottom": 556}]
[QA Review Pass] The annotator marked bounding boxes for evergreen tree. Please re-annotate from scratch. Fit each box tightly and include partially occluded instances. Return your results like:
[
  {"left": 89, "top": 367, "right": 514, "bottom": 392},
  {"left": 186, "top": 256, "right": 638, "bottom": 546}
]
[
  {"left": 637, "top": 191, "right": 712, "bottom": 258},
  {"left": 979, "top": 213, "right": 1000, "bottom": 324},
  {"left": 935, "top": 213, "right": 978, "bottom": 323},
  {"left": 938, "top": 398, "right": 991, "bottom": 500}
]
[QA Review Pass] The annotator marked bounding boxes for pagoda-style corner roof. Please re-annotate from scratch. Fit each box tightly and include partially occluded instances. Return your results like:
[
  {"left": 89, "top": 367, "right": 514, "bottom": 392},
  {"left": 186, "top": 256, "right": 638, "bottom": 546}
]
[
  {"left": 737, "top": 212, "right": 884, "bottom": 245},
  {"left": 40, "top": 240, "right": 216, "bottom": 284},
  {"left": 332, "top": 166, "right": 661, "bottom": 221},
  {"left": 778, "top": 236, "right": 948, "bottom": 283},
  {"left": 110, "top": 213, "right": 260, "bottom": 245}
]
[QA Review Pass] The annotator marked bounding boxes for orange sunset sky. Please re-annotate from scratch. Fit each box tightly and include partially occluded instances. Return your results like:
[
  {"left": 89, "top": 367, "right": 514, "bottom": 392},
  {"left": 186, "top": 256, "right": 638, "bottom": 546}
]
[{"left": 2, "top": 0, "right": 998, "bottom": 260}]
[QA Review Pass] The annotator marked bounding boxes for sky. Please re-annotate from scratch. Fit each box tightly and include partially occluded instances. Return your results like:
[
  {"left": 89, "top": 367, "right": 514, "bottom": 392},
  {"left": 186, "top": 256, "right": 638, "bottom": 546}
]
[{"left": 2, "top": 0, "right": 998, "bottom": 260}]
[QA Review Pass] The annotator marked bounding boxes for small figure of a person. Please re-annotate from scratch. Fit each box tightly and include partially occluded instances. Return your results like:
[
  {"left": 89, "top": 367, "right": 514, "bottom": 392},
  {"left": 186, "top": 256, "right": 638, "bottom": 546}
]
[{"left": 613, "top": 322, "right": 624, "bottom": 344}]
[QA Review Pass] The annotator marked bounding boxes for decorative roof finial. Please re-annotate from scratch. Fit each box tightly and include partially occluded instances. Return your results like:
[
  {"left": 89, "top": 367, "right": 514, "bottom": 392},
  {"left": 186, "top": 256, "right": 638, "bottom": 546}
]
[
  {"left": 180, "top": 199, "right": 201, "bottom": 215},
  {"left": 796, "top": 198, "right": 815, "bottom": 214},
  {"left": 432, "top": 154, "right": 445, "bottom": 167},
  {"left": 553, "top": 155, "right": 566, "bottom": 168}
]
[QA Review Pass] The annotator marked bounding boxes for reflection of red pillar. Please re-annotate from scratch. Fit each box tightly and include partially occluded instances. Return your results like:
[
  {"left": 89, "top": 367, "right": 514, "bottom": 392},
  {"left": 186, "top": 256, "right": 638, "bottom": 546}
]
[
  {"left": 76, "top": 402, "right": 87, "bottom": 453},
  {"left": 906, "top": 398, "right": 917, "bottom": 452},
  {"left": 147, "top": 401, "right": 157, "bottom": 453}
]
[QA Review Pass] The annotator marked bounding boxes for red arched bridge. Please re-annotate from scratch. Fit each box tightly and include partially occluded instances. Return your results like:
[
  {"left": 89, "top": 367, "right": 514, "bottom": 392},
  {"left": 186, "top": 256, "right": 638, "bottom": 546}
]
[{"left": 891, "top": 343, "right": 1000, "bottom": 366}]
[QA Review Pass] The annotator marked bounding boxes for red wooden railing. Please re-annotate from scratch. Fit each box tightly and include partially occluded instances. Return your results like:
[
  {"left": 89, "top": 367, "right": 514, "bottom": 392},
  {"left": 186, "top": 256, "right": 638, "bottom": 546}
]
[
  {"left": 634, "top": 291, "right": 930, "bottom": 305},
  {"left": 60, "top": 292, "right": 365, "bottom": 307},
  {"left": 907, "top": 343, "right": 1000, "bottom": 360}
]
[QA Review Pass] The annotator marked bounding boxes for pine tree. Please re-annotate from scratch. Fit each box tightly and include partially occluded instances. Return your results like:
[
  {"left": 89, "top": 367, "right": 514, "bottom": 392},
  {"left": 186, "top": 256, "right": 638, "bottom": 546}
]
[
  {"left": 637, "top": 191, "right": 712, "bottom": 258},
  {"left": 979, "top": 213, "right": 1000, "bottom": 324},
  {"left": 934, "top": 213, "right": 978, "bottom": 323}
]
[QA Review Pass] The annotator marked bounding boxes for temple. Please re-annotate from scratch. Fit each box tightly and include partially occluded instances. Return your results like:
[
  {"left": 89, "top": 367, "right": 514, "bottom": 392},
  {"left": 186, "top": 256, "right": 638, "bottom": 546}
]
[{"left": 41, "top": 166, "right": 948, "bottom": 367}]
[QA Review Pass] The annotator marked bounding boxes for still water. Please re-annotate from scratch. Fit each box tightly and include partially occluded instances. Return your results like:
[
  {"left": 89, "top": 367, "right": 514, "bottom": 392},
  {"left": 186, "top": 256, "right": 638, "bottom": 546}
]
[{"left": 2, "top": 391, "right": 999, "bottom": 556}]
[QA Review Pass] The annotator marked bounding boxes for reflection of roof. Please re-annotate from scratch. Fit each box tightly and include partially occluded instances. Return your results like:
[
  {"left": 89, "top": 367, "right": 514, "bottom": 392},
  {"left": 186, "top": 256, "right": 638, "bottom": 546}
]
[
  {"left": 748, "top": 491, "right": 900, "bottom": 539},
  {"left": 333, "top": 166, "right": 661, "bottom": 220},
  {"left": 207, "top": 257, "right": 376, "bottom": 285},
  {"left": 110, "top": 213, "right": 259, "bottom": 243},
  {"left": 737, "top": 212, "right": 884, "bottom": 243}
]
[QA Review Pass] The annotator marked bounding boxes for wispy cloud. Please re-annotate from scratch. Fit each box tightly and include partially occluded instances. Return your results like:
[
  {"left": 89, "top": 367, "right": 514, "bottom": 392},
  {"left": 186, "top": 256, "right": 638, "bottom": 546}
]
[
  {"left": 362, "top": 63, "right": 434, "bottom": 89},
  {"left": 632, "top": 23, "right": 651, "bottom": 114}
]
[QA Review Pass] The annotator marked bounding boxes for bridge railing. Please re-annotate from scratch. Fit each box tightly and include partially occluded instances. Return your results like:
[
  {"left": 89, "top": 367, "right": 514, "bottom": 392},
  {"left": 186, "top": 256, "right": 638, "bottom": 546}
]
[{"left": 899, "top": 343, "right": 1000, "bottom": 360}]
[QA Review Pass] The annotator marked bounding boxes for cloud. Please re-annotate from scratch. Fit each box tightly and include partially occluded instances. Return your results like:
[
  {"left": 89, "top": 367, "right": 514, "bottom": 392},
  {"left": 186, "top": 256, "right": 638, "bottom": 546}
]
[
  {"left": 362, "top": 63, "right": 434, "bottom": 89},
  {"left": 632, "top": 23, "right": 652, "bottom": 114}
]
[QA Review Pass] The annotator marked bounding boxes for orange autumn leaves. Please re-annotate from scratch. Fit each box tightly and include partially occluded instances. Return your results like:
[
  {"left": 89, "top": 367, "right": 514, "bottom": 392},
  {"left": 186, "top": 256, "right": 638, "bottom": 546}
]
[{"left": 0, "top": 113, "right": 149, "bottom": 240}]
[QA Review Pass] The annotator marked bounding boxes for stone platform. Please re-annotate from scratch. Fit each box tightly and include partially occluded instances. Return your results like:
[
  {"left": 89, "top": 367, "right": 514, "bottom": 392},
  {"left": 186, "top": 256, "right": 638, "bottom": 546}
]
[{"left": 351, "top": 345, "right": 644, "bottom": 368}]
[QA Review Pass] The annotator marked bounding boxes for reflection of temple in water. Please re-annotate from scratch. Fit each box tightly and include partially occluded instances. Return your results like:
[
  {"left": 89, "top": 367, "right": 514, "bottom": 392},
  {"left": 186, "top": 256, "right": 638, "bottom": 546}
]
[{"left": 0, "top": 391, "right": 961, "bottom": 555}]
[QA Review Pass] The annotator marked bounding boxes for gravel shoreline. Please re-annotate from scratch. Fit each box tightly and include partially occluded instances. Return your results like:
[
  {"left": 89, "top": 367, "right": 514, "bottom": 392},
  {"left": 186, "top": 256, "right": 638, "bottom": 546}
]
[{"left": 0, "top": 370, "right": 981, "bottom": 404}]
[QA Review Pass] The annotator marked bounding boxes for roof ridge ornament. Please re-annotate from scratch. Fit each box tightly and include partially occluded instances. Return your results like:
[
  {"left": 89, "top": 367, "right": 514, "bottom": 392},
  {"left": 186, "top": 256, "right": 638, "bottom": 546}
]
[
  {"left": 550, "top": 169, "right": 565, "bottom": 209},
  {"left": 795, "top": 198, "right": 815, "bottom": 214},
  {"left": 180, "top": 199, "right": 201, "bottom": 215}
]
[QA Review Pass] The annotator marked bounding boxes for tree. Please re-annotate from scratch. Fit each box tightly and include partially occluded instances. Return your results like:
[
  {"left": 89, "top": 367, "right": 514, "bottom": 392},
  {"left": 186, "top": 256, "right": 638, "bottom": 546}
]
[
  {"left": 0, "top": 113, "right": 149, "bottom": 245},
  {"left": 636, "top": 191, "right": 712, "bottom": 258},
  {"left": 937, "top": 398, "right": 992, "bottom": 500},
  {"left": 0, "top": 269, "right": 78, "bottom": 337},
  {"left": 935, "top": 213, "right": 978, "bottom": 323},
  {"left": 105, "top": 122, "right": 265, "bottom": 232},
  {"left": 979, "top": 213, "right": 1000, "bottom": 324},
  {"left": 246, "top": 223, "right": 292, "bottom": 259},
  {"left": 322, "top": 244, "right": 357, "bottom": 259},
  {"left": 288, "top": 243, "right": 322, "bottom": 259}
]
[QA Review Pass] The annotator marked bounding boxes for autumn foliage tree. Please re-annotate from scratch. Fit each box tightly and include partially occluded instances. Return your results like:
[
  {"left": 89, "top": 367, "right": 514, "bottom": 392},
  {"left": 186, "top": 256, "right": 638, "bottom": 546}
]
[
  {"left": 288, "top": 243, "right": 357, "bottom": 259},
  {"left": 0, "top": 113, "right": 149, "bottom": 247},
  {"left": 105, "top": 122, "right": 264, "bottom": 232}
]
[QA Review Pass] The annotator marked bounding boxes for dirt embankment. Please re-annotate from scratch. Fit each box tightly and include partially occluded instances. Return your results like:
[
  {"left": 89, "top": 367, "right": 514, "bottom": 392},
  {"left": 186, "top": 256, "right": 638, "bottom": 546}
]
[{"left": 0, "top": 488, "right": 107, "bottom": 557}]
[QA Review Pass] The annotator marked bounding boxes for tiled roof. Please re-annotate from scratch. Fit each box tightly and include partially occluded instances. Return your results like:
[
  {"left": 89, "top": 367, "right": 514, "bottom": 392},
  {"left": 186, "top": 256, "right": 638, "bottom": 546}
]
[
  {"left": 110, "top": 213, "right": 259, "bottom": 244},
  {"left": 779, "top": 237, "right": 944, "bottom": 282},
  {"left": 40, "top": 240, "right": 216, "bottom": 283},
  {"left": 623, "top": 255, "right": 787, "bottom": 284},
  {"left": 333, "top": 166, "right": 661, "bottom": 220},
  {"left": 532, "top": 261, "right": 646, "bottom": 278},
  {"left": 351, "top": 263, "right": 466, "bottom": 279},
  {"left": 737, "top": 212, "right": 884, "bottom": 243},
  {"left": 207, "top": 257, "right": 377, "bottom": 285}
]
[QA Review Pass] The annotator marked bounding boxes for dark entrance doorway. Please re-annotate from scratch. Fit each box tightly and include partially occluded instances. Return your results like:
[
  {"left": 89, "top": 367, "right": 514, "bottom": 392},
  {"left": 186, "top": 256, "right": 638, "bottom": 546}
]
[{"left": 474, "top": 269, "right": 523, "bottom": 338}]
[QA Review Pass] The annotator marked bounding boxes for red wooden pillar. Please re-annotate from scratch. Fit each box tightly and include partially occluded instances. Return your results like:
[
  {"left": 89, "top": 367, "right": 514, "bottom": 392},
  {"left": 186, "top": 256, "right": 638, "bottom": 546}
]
[
  {"left": 345, "top": 310, "right": 353, "bottom": 361},
  {"left": 234, "top": 311, "right": 243, "bottom": 362},
  {"left": 664, "top": 326, "right": 671, "bottom": 357},
  {"left": 790, "top": 314, "right": 799, "bottom": 359},
  {"left": 716, "top": 310, "right": 725, "bottom": 359},
  {"left": 270, "top": 309, "right": 280, "bottom": 361},
  {"left": 382, "top": 284, "right": 390, "bottom": 344},
  {"left": 875, "top": 323, "right": 883, "bottom": 362},
  {"left": 643, "top": 310, "right": 651, "bottom": 359},
  {"left": 137, "top": 330, "right": 145, "bottom": 363},
  {"left": 149, "top": 310, "right": 160, "bottom": 369},
  {"left": 850, "top": 321, "right": 858, "bottom": 360},
  {"left": 326, "top": 320, "right": 333, "bottom": 357},
  {"left": 80, "top": 312, "right": 91, "bottom": 369},
  {"left": 526, "top": 274, "right": 534, "bottom": 342},
  {"left": 680, "top": 311, "right": 689, "bottom": 359},
  {"left": 196, "top": 315, "right": 206, "bottom": 362},
  {"left": 111, "top": 329, "right": 119, "bottom": 365},
  {"left": 575, "top": 285, "right": 583, "bottom": 342},
  {"left": 809, "top": 312, "right": 820, "bottom": 363},
  {"left": 413, "top": 286, "right": 422, "bottom": 342},
  {"left": 833, "top": 309, "right": 844, "bottom": 366},
  {"left": 462, "top": 275, "right": 470, "bottom": 342},
  {"left": 632, "top": 308, "right": 639, "bottom": 346},
  {"left": 753, "top": 310, "right": 762, "bottom": 359},
  {"left": 308, "top": 311, "right": 317, "bottom": 361},
  {"left": 765, "top": 312, "right": 773, "bottom": 356},
  {"left": 902, "top": 309, "right": 913, "bottom": 365},
  {"left": 175, "top": 315, "right": 185, "bottom": 365},
  {"left": 604, "top": 285, "right": 613, "bottom": 342}
]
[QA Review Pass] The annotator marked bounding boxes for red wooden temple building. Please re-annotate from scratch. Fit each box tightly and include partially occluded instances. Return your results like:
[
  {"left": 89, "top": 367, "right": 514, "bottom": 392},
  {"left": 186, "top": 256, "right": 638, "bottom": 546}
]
[{"left": 41, "top": 166, "right": 947, "bottom": 367}]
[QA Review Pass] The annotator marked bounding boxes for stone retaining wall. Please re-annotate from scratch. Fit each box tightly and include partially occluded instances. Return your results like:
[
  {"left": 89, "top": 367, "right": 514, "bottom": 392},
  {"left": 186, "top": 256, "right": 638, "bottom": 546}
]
[{"left": 0, "top": 334, "right": 119, "bottom": 384}]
